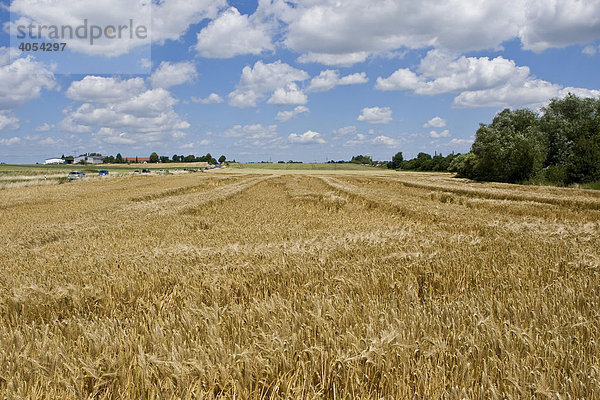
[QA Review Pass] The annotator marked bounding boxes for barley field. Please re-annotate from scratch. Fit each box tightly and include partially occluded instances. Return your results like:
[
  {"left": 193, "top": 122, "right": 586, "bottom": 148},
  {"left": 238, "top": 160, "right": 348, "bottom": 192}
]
[{"left": 0, "top": 169, "right": 599, "bottom": 399}]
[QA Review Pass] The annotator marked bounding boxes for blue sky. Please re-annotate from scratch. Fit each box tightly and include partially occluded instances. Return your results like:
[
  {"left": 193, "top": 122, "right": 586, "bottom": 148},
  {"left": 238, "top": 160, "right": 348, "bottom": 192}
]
[{"left": 1, "top": 0, "right": 600, "bottom": 163}]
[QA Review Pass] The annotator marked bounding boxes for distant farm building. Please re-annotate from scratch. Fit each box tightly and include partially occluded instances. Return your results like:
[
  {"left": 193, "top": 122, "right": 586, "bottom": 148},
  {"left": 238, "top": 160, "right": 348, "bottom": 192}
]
[
  {"left": 44, "top": 158, "right": 66, "bottom": 165},
  {"left": 74, "top": 155, "right": 104, "bottom": 164}
]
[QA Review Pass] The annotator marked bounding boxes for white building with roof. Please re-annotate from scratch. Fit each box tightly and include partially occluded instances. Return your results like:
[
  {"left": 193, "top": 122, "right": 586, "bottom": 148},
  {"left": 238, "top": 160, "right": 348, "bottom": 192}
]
[
  {"left": 74, "top": 155, "right": 104, "bottom": 164},
  {"left": 44, "top": 158, "right": 65, "bottom": 165}
]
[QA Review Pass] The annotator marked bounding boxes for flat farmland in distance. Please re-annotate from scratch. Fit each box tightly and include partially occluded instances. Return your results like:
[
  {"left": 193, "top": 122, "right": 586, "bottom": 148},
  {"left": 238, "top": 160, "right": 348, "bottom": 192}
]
[
  {"left": 0, "top": 170, "right": 599, "bottom": 398},
  {"left": 228, "top": 162, "right": 380, "bottom": 171}
]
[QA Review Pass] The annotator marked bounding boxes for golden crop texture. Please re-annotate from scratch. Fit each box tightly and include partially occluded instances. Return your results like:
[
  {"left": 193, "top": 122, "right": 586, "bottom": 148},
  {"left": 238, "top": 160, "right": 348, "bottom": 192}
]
[{"left": 0, "top": 171, "right": 599, "bottom": 399}]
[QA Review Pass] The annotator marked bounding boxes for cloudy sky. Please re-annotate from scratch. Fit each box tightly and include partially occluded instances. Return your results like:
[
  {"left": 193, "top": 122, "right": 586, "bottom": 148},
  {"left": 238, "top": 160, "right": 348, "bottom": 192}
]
[{"left": 1, "top": 0, "right": 600, "bottom": 163}]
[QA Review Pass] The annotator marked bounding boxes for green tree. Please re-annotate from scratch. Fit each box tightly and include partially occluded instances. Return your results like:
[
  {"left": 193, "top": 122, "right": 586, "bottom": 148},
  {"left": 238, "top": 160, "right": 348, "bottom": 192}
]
[
  {"left": 115, "top": 153, "right": 123, "bottom": 163},
  {"left": 471, "top": 108, "right": 546, "bottom": 182},
  {"left": 541, "top": 94, "right": 600, "bottom": 184},
  {"left": 403, "top": 153, "right": 433, "bottom": 171},
  {"left": 218, "top": 155, "right": 226, "bottom": 164},
  {"left": 350, "top": 155, "right": 373, "bottom": 165},
  {"left": 199, "top": 153, "right": 217, "bottom": 164},
  {"left": 149, "top": 152, "right": 159, "bottom": 163},
  {"left": 431, "top": 153, "right": 456, "bottom": 171},
  {"left": 415, "top": 152, "right": 433, "bottom": 171},
  {"left": 448, "top": 153, "right": 479, "bottom": 178},
  {"left": 387, "top": 152, "right": 403, "bottom": 169}
]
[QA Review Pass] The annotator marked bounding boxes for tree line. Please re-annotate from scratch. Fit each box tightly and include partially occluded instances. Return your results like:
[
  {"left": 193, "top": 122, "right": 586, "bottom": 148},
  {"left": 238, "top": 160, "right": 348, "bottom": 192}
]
[
  {"left": 387, "top": 94, "right": 600, "bottom": 185},
  {"left": 387, "top": 152, "right": 459, "bottom": 172},
  {"left": 336, "top": 153, "right": 460, "bottom": 171},
  {"left": 450, "top": 94, "right": 599, "bottom": 184},
  {"left": 103, "top": 153, "right": 226, "bottom": 165}
]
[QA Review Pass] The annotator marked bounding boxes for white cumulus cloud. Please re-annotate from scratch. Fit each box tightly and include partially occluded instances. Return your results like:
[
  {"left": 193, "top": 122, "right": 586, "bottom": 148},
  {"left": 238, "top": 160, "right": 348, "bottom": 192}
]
[
  {"left": 376, "top": 50, "right": 600, "bottom": 109},
  {"left": 196, "top": 7, "right": 273, "bottom": 58},
  {"left": 424, "top": 116, "right": 447, "bottom": 128},
  {"left": 268, "top": 83, "right": 308, "bottom": 106},
  {"left": 0, "top": 111, "right": 20, "bottom": 131},
  {"left": 150, "top": 61, "right": 197, "bottom": 89},
  {"left": 344, "top": 133, "right": 368, "bottom": 147},
  {"left": 222, "top": 124, "right": 286, "bottom": 148},
  {"left": 62, "top": 75, "right": 190, "bottom": 145},
  {"left": 430, "top": 129, "right": 451, "bottom": 138},
  {"left": 224, "top": 123, "right": 277, "bottom": 139},
  {"left": 35, "top": 123, "right": 53, "bottom": 132},
  {"left": 372, "top": 135, "right": 403, "bottom": 147},
  {"left": 66, "top": 76, "right": 145, "bottom": 104},
  {"left": 0, "top": 136, "right": 21, "bottom": 146},
  {"left": 288, "top": 130, "right": 325, "bottom": 144},
  {"left": 151, "top": 0, "right": 226, "bottom": 43},
  {"left": 333, "top": 126, "right": 358, "bottom": 136},
  {"left": 297, "top": 52, "right": 370, "bottom": 67},
  {"left": 192, "top": 93, "right": 224, "bottom": 104},
  {"left": 275, "top": 106, "right": 309, "bottom": 122},
  {"left": 258, "top": 0, "right": 600, "bottom": 66},
  {"left": 450, "top": 138, "right": 474, "bottom": 145},
  {"left": 357, "top": 107, "right": 393, "bottom": 124},
  {"left": 307, "top": 70, "right": 368, "bottom": 92},
  {"left": 228, "top": 60, "right": 309, "bottom": 108},
  {"left": 582, "top": 44, "right": 600, "bottom": 55},
  {"left": 0, "top": 52, "right": 57, "bottom": 110}
]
